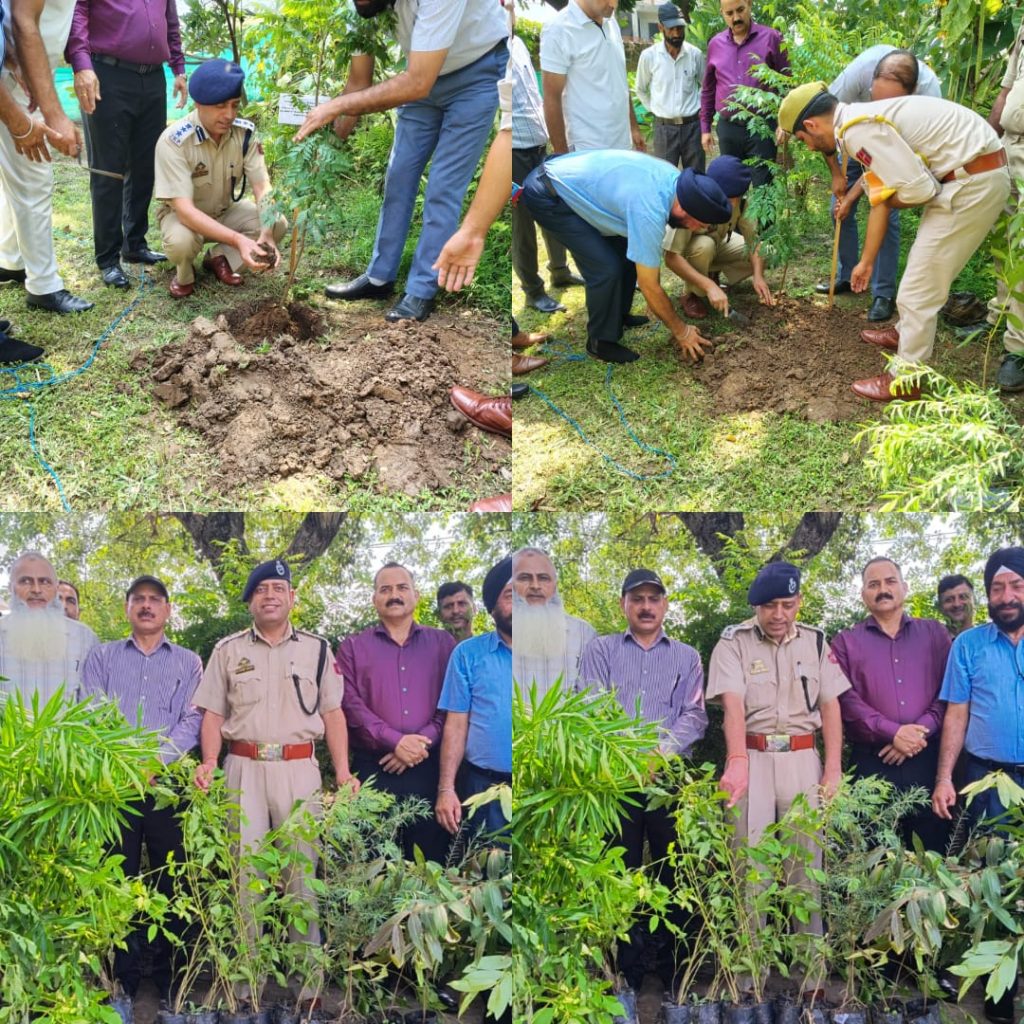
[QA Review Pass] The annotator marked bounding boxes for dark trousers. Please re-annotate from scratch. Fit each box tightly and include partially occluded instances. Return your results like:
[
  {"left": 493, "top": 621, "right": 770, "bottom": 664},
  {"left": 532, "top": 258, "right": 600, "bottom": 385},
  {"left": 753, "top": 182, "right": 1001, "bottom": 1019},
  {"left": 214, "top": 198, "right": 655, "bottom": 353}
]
[
  {"left": 113, "top": 794, "right": 185, "bottom": 996},
  {"left": 512, "top": 144, "right": 569, "bottom": 297},
  {"left": 462, "top": 760, "right": 510, "bottom": 843},
  {"left": 653, "top": 120, "right": 705, "bottom": 172},
  {"left": 834, "top": 156, "right": 900, "bottom": 299},
  {"left": 716, "top": 115, "right": 777, "bottom": 189},
  {"left": 351, "top": 749, "right": 452, "bottom": 864},
  {"left": 963, "top": 753, "right": 1024, "bottom": 832},
  {"left": 849, "top": 742, "right": 952, "bottom": 853},
  {"left": 521, "top": 167, "right": 636, "bottom": 345},
  {"left": 81, "top": 61, "right": 167, "bottom": 268}
]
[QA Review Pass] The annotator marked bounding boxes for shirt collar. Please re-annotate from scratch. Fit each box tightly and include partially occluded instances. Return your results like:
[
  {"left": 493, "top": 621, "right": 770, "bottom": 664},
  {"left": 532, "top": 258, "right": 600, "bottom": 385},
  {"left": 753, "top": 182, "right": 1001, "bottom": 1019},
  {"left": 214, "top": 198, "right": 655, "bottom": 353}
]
[
  {"left": 125, "top": 634, "right": 172, "bottom": 655},
  {"left": 250, "top": 623, "right": 298, "bottom": 647},
  {"left": 570, "top": 0, "right": 608, "bottom": 29},
  {"left": 373, "top": 619, "right": 421, "bottom": 642},
  {"left": 752, "top": 620, "right": 798, "bottom": 645},
  {"left": 864, "top": 611, "right": 912, "bottom": 636},
  {"left": 486, "top": 629, "right": 511, "bottom": 652},
  {"left": 623, "top": 627, "right": 669, "bottom": 647},
  {"left": 727, "top": 21, "right": 764, "bottom": 45}
]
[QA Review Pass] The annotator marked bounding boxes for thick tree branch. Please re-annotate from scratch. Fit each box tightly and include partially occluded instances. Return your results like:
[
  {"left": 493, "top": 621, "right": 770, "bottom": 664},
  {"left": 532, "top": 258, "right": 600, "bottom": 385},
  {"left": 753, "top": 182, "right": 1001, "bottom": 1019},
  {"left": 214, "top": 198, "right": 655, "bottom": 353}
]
[
  {"left": 677, "top": 513, "right": 745, "bottom": 577},
  {"left": 172, "top": 513, "right": 248, "bottom": 582},
  {"left": 283, "top": 513, "right": 348, "bottom": 564},
  {"left": 769, "top": 512, "right": 844, "bottom": 564}
]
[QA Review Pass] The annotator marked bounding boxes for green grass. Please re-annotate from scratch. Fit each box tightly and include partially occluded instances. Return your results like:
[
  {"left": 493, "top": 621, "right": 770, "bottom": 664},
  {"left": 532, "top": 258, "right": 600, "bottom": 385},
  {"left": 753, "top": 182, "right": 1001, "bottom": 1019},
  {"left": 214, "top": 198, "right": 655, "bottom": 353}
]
[
  {"left": 0, "top": 139, "right": 508, "bottom": 511},
  {"left": 513, "top": 183, "right": 1003, "bottom": 511}
]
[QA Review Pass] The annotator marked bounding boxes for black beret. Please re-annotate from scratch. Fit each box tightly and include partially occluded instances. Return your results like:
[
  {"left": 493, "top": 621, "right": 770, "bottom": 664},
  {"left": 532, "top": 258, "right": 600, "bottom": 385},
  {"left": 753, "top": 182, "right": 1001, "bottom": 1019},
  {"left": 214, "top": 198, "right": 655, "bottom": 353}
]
[
  {"left": 748, "top": 561, "right": 801, "bottom": 606},
  {"left": 706, "top": 155, "right": 752, "bottom": 198},
  {"left": 189, "top": 60, "right": 245, "bottom": 105},
  {"left": 675, "top": 168, "right": 732, "bottom": 225},
  {"left": 983, "top": 547, "right": 1024, "bottom": 595},
  {"left": 242, "top": 559, "right": 292, "bottom": 603},
  {"left": 483, "top": 557, "right": 512, "bottom": 613}
]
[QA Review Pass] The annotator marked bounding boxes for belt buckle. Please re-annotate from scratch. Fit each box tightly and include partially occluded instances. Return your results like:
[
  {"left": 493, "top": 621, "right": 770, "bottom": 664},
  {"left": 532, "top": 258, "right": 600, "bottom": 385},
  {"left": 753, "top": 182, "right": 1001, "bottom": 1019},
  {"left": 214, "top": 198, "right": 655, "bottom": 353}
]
[
  {"left": 765, "top": 734, "right": 791, "bottom": 752},
  {"left": 257, "top": 742, "right": 283, "bottom": 761}
]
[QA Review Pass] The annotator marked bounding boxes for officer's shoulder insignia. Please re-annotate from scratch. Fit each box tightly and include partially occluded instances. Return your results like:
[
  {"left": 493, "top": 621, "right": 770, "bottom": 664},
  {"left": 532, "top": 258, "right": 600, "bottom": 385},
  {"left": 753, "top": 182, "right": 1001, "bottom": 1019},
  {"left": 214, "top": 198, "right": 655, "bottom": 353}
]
[
  {"left": 295, "top": 628, "right": 326, "bottom": 642},
  {"left": 798, "top": 622, "right": 825, "bottom": 637},
  {"left": 169, "top": 120, "right": 197, "bottom": 147},
  {"left": 233, "top": 117, "right": 256, "bottom": 132},
  {"left": 720, "top": 622, "right": 749, "bottom": 640},
  {"left": 212, "top": 627, "right": 249, "bottom": 651},
  {"left": 855, "top": 147, "right": 872, "bottom": 167},
  {"left": 234, "top": 657, "right": 255, "bottom": 675}
]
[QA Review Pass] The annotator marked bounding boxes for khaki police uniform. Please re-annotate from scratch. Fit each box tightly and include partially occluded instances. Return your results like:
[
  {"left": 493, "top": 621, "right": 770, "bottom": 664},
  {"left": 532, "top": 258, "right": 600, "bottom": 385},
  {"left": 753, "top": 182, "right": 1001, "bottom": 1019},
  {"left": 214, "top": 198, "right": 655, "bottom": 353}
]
[
  {"left": 153, "top": 109, "right": 287, "bottom": 284},
  {"left": 662, "top": 203, "right": 756, "bottom": 299},
  {"left": 988, "top": 21, "right": 1024, "bottom": 355},
  {"left": 193, "top": 623, "right": 343, "bottom": 999},
  {"left": 706, "top": 618, "right": 850, "bottom": 934},
  {"left": 833, "top": 96, "right": 1010, "bottom": 367}
]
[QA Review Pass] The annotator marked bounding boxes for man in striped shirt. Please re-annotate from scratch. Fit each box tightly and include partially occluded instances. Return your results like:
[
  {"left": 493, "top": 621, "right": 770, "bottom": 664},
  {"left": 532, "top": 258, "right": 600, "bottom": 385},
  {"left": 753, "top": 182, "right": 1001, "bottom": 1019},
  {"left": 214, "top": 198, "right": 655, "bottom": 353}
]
[
  {"left": 82, "top": 574, "right": 202, "bottom": 1003},
  {"left": 578, "top": 567, "right": 707, "bottom": 991}
]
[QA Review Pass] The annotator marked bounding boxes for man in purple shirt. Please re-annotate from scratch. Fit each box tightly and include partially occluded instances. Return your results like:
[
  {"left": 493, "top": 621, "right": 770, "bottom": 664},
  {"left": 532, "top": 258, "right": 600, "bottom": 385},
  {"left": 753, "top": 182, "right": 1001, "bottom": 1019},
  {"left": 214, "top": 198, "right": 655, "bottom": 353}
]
[
  {"left": 65, "top": 0, "right": 187, "bottom": 289},
  {"left": 831, "top": 557, "right": 951, "bottom": 851},
  {"left": 578, "top": 567, "right": 707, "bottom": 992},
  {"left": 336, "top": 562, "right": 455, "bottom": 863},
  {"left": 700, "top": 0, "right": 789, "bottom": 188},
  {"left": 81, "top": 574, "right": 202, "bottom": 1002}
]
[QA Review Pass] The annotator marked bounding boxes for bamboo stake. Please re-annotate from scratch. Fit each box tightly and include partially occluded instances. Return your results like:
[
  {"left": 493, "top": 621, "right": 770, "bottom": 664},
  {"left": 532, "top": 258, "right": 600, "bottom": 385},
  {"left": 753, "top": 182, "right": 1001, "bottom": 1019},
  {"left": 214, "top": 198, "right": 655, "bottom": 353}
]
[{"left": 827, "top": 148, "right": 850, "bottom": 308}]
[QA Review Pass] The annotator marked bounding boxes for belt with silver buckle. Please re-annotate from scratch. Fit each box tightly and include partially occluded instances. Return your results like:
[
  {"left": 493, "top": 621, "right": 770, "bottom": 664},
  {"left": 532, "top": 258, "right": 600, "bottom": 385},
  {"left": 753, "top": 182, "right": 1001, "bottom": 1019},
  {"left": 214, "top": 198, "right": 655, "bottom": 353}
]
[
  {"left": 228, "top": 740, "right": 314, "bottom": 761},
  {"left": 746, "top": 732, "right": 816, "bottom": 753}
]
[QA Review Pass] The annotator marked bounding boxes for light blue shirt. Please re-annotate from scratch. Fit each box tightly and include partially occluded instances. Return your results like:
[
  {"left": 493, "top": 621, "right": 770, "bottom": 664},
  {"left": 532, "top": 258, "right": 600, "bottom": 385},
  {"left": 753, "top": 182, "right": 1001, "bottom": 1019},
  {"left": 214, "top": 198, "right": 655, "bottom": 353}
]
[
  {"left": 939, "top": 622, "right": 1024, "bottom": 763},
  {"left": 438, "top": 630, "right": 511, "bottom": 773},
  {"left": 543, "top": 149, "right": 679, "bottom": 269}
]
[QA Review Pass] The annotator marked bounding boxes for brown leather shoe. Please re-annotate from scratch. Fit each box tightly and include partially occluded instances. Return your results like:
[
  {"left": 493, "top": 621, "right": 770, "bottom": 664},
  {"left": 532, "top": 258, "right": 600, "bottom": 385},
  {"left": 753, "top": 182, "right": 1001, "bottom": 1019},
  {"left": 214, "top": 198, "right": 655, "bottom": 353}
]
[
  {"left": 168, "top": 277, "right": 194, "bottom": 299},
  {"left": 851, "top": 371, "right": 921, "bottom": 402},
  {"left": 469, "top": 494, "right": 512, "bottom": 512},
  {"left": 450, "top": 386, "right": 512, "bottom": 438},
  {"left": 202, "top": 253, "right": 243, "bottom": 286},
  {"left": 681, "top": 293, "right": 709, "bottom": 319},
  {"left": 512, "top": 354, "right": 548, "bottom": 375},
  {"left": 512, "top": 329, "right": 549, "bottom": 351},
  {"left": 860, "top": 326, "right": 899, "bottom": 351}
]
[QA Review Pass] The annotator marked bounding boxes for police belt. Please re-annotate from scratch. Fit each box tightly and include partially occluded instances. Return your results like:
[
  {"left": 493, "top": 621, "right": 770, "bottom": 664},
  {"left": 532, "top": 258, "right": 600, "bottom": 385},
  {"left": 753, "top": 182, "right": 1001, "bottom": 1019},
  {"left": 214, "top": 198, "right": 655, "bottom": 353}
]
[
  {"left": 228, "top": 740, "right": 314, "bottom": 762},
  {"left": 746, "top": 732, "right": 816, "bottom": 753},
  {"left": 940, "top": 148, "right": 1007, "bottom": 183},
  {"left": 92, "top": 53, "right": 163, "bottom": 75},
  {"left": 655, "top": 113, "right": 700, "bottom": 126}
]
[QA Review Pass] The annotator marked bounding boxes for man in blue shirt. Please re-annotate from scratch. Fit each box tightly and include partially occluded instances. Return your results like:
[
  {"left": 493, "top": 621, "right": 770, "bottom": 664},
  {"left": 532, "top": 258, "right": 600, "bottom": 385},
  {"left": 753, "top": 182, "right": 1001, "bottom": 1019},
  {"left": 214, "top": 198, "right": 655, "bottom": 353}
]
[
  {"left": 520, "top": 150, "right": 731, "bottom": 364},
  {"left": 435, "top": 556, "right": 512, "bottom": 841}
]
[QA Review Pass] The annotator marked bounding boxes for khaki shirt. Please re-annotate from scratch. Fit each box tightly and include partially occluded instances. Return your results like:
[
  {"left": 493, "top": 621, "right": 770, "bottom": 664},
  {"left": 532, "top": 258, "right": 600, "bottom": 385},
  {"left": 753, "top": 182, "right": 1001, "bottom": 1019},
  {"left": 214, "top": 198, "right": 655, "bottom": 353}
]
[
  {"left": 662, "top": 223, "right": 694, "bottom": 256},
  {"left": 705, "top": 199, "right": 757, "bottom": 249},
  {"left": 706, "top": 618, "right": 850, "bottom": 734},
  {"left": 1001, "top": 21, "right": 1024, "bottom": 138},
  {"left": 193, "top": 625, "right": 343, "bottom": 744},
  {"left": 153, "top": 109, "right": 270, "bottom": 221}
]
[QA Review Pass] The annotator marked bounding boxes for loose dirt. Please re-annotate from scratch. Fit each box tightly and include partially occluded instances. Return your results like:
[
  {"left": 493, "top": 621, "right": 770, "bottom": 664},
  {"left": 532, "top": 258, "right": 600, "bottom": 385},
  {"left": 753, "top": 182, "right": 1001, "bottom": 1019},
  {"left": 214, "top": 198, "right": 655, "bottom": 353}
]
[{"left": 136, "top": 300, "right": 509, "bottom": 496}]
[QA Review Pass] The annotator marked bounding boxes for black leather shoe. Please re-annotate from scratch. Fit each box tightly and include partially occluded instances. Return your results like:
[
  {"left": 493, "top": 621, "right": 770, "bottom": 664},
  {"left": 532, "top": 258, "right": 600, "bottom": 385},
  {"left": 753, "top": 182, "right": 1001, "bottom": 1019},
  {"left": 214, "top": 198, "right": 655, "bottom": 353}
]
[
  {"left": 325, "top": 273, "right": 395, "bottom": 300},
  {"left": 0, "top": 334, "right": 44, "bottom": 364},
  {"left": 526, "top": 292, "right": 566, "bottom": 314},
  {"left": 868, "top": 296, "right": 896, "bottom": 321},
  {"left": 551, "top": 271, "right": 586, "bottom": 288},
  {"left": 0, "top": 266, "right": 26, "bottom": 283},
  {"left": 385, "top": 293, "right": 434, "bottom": 322},
  {"left": 121, "top": 247, "right": 166, "bottom": 264},
  {"left": 26, "top": 289, "right": 94, "bottom": 314},
  {"left": 101, "top": 264, "right": 130, "bottom": 289},
  {"left": 816, "top": 280, "right": 851, "bottom": 294},
  {"left": 511, "top": 382, "right": 528, "bottom": 399},
  {"left": 0, "top": 319, "right": 11, "bottom": 333}
]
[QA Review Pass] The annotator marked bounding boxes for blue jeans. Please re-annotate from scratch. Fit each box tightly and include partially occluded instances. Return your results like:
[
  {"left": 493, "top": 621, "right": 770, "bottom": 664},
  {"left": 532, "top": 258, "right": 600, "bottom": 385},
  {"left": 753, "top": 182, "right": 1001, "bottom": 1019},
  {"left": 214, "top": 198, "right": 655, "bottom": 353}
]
[
  {"left": 367, "top": 42, "right": 507, "bottom": 299},
  {"left": 834, "top": 157, "right": 899, "bottom": 299},
  {"left": 520, "top": 167, "right": 636, "bottom": 344},
  {"left": 463, "top": 761, "right": 510, "bottom": 845}
]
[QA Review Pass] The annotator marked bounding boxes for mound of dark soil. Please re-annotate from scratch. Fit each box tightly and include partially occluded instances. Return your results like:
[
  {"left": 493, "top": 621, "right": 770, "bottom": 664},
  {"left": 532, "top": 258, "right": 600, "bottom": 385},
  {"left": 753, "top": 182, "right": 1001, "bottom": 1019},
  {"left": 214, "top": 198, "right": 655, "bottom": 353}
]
[{"left": 137, "top": 301, "right": 508, "bottom": 496}]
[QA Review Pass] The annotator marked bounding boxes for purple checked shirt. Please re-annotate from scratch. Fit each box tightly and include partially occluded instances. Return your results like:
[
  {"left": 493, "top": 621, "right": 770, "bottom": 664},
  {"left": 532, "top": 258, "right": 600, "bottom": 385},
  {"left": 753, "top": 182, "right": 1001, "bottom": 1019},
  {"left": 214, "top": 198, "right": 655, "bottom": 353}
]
[
  {"left": 831, "top": 614, "right": 950, "bottom": 747},
  {"left": 700, "top": 21, "right": 790, "bottom": 133},
  {"left": 65, "top": 0, "right": 186, "bottom": 74},
  {"left": 335, "top": 622, "right": 455, "bottom": 753},
  {"left": 81, "top": 635, "right": 202, "bottom": 763}
]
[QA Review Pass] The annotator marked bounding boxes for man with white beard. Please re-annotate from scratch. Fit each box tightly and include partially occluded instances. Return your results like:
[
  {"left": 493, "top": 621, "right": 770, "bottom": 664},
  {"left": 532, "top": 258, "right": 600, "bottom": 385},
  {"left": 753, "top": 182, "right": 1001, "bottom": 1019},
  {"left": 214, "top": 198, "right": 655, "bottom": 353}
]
[
  {"left": 0, "top": 551, "right": 99, "bottom": 705},
  {"left": 511, "top": 546, "right": 596, "bottom": 700}
]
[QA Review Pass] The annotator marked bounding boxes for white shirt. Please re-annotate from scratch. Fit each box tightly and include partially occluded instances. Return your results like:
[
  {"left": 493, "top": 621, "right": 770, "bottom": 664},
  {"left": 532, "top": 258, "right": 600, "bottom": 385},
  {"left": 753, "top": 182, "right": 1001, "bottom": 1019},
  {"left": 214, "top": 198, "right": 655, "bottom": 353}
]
[
  {"left": 513, "top": 613, "right": 597, "bottom": 703},
  {"left": 540, "top": 0, "right": 631, "bottom": 152},
  {"left": 829, "top": 44, "right": 942, "bottom": 104},
  {"left": 3, "top": 0, "right": 76, "bottom": 68},
  {"left": 635, "top": 39, "right": 705, "bottom": 119},
  {"left": 0, "top": 615, "right": 100, "bottom": 706},
  {"left": 396, "top": 0, "right": 508, "bottom": 78},
  {"left": 511, "top": 34, "right": 548, "bottom": 149}
]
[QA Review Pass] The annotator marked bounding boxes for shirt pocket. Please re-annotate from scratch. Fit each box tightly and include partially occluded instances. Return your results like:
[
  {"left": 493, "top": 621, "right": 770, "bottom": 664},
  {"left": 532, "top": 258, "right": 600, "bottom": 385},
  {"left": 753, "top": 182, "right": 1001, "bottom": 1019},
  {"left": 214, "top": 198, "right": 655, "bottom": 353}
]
[
  {"left": 291, "top": 672, "right": 321, "bottom": 715},
  {"left": 160, "top": 678, "right": 184, "bottom": 716},
  {"left": 744, "top": 669, "right": 777, "bottom": 716},
  {"left": 227, "top": 672, "right": 262, "bottom": 711},
  {"left": 790, "top": 670, "right": 821, "bottom": 718}
]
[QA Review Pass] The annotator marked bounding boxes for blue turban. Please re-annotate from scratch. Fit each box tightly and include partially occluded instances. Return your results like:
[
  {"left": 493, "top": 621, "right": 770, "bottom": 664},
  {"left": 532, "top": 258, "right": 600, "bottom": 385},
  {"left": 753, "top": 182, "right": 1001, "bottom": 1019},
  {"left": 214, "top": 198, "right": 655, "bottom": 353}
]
[
  {"left": 706, "top": 155, "right": 752, "bottom": 198},
  {"left": 189, "top": 60, "right": 245, "bottom": 105},
  {"left": 675, "top": 168, "right": 732, "bottom": 225}
]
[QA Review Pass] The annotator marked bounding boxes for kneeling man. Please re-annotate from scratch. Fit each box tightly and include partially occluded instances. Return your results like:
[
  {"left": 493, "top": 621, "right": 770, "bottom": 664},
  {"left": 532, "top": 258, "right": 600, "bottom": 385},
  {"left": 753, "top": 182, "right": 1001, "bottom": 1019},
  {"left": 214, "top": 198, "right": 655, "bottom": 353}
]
[{"left": 153, "top": 60, "right": 287, "bottom": 298}]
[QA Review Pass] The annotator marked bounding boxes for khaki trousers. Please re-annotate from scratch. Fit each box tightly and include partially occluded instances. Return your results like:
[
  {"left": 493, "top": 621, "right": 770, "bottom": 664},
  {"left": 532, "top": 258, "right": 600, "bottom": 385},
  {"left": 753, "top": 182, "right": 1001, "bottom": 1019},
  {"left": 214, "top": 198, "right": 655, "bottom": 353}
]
[
  {"left": 734, "top": 747, "right": 823, "bottom": 935},
  {"left": 680, "top": 232, "right": 752, "bottom": 297},
  {"left": 894, "top": 166, "right": 1010, "bottom": 366},
  {"left": 224, "top": 753, "right": 322, "bottom": 1002},
  {"left": 158, "top": 201, "right": 287, "bottom": 284},
  {"left": 986, "top": 134, "right": 1024, "bottom": 355}
]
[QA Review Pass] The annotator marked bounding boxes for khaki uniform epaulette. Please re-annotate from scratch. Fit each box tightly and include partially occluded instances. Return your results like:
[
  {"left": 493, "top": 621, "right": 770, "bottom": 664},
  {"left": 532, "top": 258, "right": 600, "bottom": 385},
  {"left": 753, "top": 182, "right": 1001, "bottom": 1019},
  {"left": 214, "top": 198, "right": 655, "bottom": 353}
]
[
  {"left": 720, "top": 620, "right": 757, "bottom": 641},
  {"left": 210, "top": 626, "right": 252, "bottom": 652}
]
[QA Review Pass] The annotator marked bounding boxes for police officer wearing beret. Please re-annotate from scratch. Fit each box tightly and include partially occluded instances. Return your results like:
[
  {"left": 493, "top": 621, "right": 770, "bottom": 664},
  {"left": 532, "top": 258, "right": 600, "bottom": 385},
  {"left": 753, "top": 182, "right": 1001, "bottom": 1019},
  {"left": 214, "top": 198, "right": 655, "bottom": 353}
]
[
  {"left": 153, "top": 60, "right": 288, "bottom": 299},
  {"left": 192, "top": 559, "right": 358, "bottom": 1005},
  {"left": 706, "top": 561, "right": 849, "bottom": 935}
]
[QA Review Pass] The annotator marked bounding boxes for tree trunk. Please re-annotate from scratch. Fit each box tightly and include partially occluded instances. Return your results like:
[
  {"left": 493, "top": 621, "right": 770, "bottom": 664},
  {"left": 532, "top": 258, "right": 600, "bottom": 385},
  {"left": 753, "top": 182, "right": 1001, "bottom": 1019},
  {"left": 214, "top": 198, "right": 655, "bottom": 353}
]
[
  {"left": 768, "top": 512, "right": 844, "bottom": 564},
  {"left": 284, "top": 513, "right": 348, "bottom": 565},
  {"left": 676, "top": 513, "right": 745, "bottom": 574}
]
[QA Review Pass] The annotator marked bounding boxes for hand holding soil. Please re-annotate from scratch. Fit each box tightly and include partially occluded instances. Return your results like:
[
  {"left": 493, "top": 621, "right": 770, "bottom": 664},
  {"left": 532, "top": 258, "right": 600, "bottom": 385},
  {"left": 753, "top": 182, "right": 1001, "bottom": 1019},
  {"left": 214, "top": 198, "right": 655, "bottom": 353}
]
[
  {"left": 236, "top": 235, "right": 277, "bottom": 272},
  {"left": 706, "top": 283, "right": 730, "bottom": 316},
  {"left": 675, "top": 325, "right": 712, "bottom": 363},
  {"left": 253, "top": 239, "right": 280, "bottom": 271}
]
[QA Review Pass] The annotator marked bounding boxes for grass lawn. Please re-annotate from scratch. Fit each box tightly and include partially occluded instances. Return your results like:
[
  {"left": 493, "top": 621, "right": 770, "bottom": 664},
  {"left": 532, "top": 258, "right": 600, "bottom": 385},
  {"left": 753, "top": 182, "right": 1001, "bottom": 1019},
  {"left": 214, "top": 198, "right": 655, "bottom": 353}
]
[
  {"left": 0, "top": 139, "right": 509, "bottom": 511},
  {"left": 512, "top": 185, "right": 1004, "bottom": 512}
]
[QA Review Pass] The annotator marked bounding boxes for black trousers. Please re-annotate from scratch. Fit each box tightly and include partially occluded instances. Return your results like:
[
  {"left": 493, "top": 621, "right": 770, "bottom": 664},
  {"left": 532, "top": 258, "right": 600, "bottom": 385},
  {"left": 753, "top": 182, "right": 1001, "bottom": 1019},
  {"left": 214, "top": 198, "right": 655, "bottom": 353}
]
[
  {"left": 352, "top": 748, "right": 452, "bottom": 864},
  {"left": 716, "top": 115, "right": 777, "bottom": 189},
  {"left": 512, "top": 144, "right": 569, "bottom": 298},
  {"left": 81, "top": 61, "right": 167, "bottom": 268},
  {"left": 653, "top": 120, "right": 705, "bottom": 172},
  {"left": 113, "top": 794, "right": 186, "bottom": 996},
  {"left": 849, "top": 742, "right": 952, "bottom": 853}
]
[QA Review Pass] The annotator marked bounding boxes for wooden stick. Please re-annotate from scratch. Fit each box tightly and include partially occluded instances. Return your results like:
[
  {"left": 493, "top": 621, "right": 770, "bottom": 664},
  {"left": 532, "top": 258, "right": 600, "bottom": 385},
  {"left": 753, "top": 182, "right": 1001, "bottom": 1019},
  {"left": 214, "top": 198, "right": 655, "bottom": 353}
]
[{"left": 827, "top": 149, "right": 850, "bottom": 308}]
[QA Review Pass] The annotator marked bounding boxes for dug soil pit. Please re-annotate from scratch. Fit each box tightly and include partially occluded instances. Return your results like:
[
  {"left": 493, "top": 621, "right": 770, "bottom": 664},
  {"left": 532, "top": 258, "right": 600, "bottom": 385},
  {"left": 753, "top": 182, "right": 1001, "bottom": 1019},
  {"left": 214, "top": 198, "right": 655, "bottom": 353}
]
[
  {"left": 138, "top": 299, "right": 509, "bottom": 496},
  {"left": 691, "top": 296, "right": 897, "bottom": 423}
]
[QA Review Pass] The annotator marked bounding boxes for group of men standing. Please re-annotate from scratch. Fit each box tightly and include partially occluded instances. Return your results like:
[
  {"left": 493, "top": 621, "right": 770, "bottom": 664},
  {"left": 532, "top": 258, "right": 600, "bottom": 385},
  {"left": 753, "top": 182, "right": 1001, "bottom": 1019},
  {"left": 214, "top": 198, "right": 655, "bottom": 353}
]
[
  {"left": 0, "top": 549, "right": 511, "bottom": 1009},
  {"left": 511, "top": 543, "right": 1023, "bottom": 1014}
]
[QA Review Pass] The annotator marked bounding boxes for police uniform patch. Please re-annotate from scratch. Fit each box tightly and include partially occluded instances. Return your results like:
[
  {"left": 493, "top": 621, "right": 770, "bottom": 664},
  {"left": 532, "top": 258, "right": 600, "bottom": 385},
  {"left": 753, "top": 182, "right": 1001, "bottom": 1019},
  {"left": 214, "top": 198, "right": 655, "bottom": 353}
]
[
  {"left": 191, "top": 161, "right": 209, "bottom": 179},
  {"left": 855, "top": 147, "right": 872, "bottom": 167},
  {"left": 788, "top": 577, "right": 797, "bottom": 594},
  {"left": 169, "top": 121, "right": 197, "bottom": 147},
  {"left": 749, "top": 659, "right": 768, "bottom": 674},
  {"left": 275, "top": 560, "right": 286, "bottom": 576},
  {"left": 235, "top": 657, "right": 255, "bottom": 674}
]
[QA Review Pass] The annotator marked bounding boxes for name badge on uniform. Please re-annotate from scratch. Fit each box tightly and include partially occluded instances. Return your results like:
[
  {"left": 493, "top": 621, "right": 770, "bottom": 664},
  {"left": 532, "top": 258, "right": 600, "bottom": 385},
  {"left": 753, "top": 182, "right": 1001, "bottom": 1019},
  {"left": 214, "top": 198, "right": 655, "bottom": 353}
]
[
  {"left": 191, "top": 161, "right": 209, "bottom": 179},
  {"left": 235, "top": 657, "right": 255, "bottom": 674},
  {"left": 749, "top": 659, "right": 768, "bottom": 674}
]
